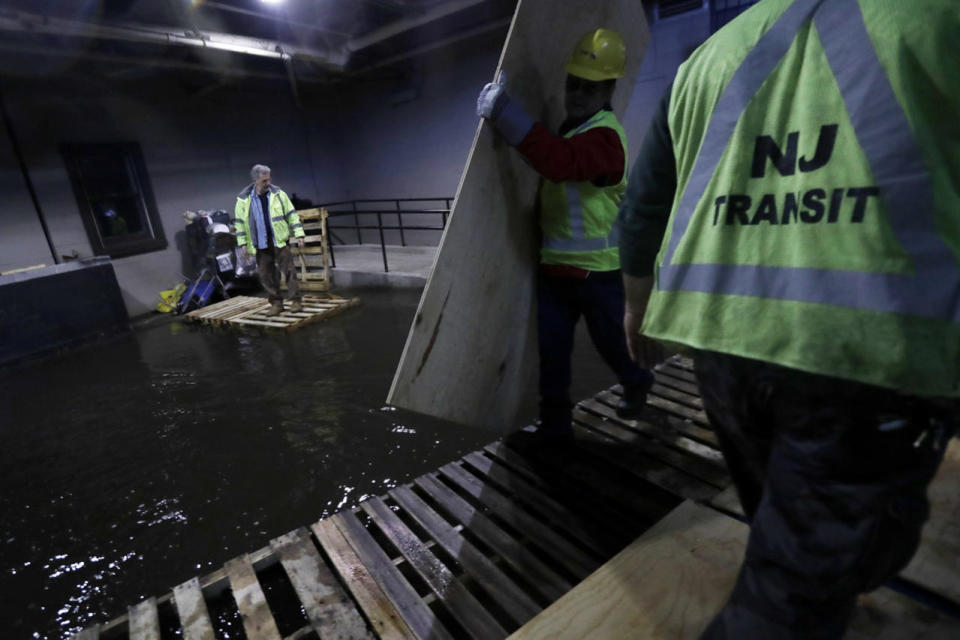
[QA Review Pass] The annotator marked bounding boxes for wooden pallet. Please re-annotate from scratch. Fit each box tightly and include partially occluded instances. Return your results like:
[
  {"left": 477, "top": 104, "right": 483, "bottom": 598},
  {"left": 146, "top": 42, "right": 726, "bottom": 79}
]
[
  {"left": 182, "top": 294, "right": 359, "bottom": 331},
  {"left": 287, "top": 207, "right": 333, "bottom": 293},
  {"left": 70, "top": 356, "right": 960, "bottom": 639}
]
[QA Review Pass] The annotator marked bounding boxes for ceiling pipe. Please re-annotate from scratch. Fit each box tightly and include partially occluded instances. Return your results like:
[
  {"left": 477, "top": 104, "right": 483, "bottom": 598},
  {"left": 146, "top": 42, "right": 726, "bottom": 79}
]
[
  {"left": 0, "top": 40, "right": 291, "bottom": 81},
  {"left": 346, "top": 0, "right": 488, "bottom": 52},
  {"left": 0, "top": 9, "right": 347, "bottom": 68}
]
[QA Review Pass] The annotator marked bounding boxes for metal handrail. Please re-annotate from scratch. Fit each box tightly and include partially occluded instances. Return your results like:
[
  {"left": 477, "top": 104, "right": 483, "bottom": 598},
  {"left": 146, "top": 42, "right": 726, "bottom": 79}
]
[{"left": 317, "top": 197, "right": 453, "bottom": 273}]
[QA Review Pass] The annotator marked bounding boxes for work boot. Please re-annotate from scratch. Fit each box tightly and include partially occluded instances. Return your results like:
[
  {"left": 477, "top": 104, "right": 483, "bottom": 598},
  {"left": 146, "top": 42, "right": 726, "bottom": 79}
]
[
  {"left": 289, "top": 299, "right": 304, "bottom": 313},
  {"left": 616, "top": 378, "right": 652, "bottom": 420},
  {"left": 265, "top": 301, "right": 283, "bottom": 317}
]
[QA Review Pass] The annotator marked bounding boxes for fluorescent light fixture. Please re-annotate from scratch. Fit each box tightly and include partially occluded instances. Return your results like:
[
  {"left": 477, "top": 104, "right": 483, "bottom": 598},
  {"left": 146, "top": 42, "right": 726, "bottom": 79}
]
[{"left": 259, "top": 0, "right": 285, "bottom": 5}]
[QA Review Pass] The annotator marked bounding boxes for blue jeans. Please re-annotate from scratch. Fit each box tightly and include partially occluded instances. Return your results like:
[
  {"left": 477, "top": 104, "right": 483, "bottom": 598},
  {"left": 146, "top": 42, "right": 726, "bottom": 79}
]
[{"left": 537, "top": 269, "right": 652, "bottom": 434}]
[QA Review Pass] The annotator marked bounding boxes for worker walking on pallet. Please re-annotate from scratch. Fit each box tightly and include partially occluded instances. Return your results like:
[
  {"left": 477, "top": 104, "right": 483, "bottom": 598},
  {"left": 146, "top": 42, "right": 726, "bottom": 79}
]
[
  {"left": 476, "top": 28, "right": 654, "bottom": 439},
  {"left": 618, "top": 0, "right": 960, "bottom": 637},
  {"left": 234, "top": 164, "right": 306, "bottom": 316}
]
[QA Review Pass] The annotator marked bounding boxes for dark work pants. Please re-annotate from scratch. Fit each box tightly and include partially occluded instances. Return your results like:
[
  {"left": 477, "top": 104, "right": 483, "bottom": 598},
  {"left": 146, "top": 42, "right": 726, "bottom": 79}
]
[
  {"left": 537, "top": 269, "right": 652, "bottom": 434},
  {"left": 695, "top": 351, "right": 959, "bottom": 640},
  {"left": 256, "top": 245, "right": 300, "bottom": 305}
]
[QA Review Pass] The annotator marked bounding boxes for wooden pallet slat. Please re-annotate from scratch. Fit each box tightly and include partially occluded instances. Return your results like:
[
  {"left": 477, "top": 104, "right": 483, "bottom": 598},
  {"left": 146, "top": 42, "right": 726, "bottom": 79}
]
[
  {"left": 586, "top": 395, "right": 725, "bottom": 466},
  {"left": 172, "top": 577, "right": 216, "bottom": 640},
  {"left": 651, "top": 371, "right": 703, "bottom": 399},
  {"left": 361, "top": 497, "right": 507, "bottom": 640},
  {"left": 485, "top": 440, "right": 666, "bottom": 534},
  {"left": 388, "top": 485, "right": 542, "bottom": 626},
  {"left": 270, "top": 527, "right": 373, "bottom": 640},
  {"left": 312, "top": 517, "right": 417, "bottom": 640},
  {"left": 332, "top": 511, "right": 455, "bottom": 640},
  {"left": 460, "top": 451, "right": 621, "bottom": 557},
  {"left": 572, "top": 411, "right": 725, "bottom": 500},
  {"left": 657, "top": 363, "right": 699, "bottom": 385},
  {"left": 414, "top": 473, "right": 572, "bottom": 602},
  {"left": 128, "top": 597, "right": 161, "bottom": 640},
  {"left": 72, "top": 626, "right": 99, "bottom": 640},
  {"left": 225, "top": 555, "right": 283, "bottom": 640},
  {"left": 438, "top": 463, "right": 598, "bottom": 580},
  {"left": 183, "top": 295, "right": 357, "bottom": 331}
]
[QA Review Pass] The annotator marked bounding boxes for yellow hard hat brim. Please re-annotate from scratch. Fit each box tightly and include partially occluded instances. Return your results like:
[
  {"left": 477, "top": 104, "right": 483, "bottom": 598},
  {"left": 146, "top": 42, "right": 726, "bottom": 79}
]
[{"left": 565, "top": 61, "right": 623, "bottom": 82}]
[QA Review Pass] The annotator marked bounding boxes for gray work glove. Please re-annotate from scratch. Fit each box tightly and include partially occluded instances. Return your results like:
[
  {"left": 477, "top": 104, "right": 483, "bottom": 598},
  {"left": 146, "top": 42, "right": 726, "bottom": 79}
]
[{"left": 476, "top": 71, "right": 534, "bottom": 146}]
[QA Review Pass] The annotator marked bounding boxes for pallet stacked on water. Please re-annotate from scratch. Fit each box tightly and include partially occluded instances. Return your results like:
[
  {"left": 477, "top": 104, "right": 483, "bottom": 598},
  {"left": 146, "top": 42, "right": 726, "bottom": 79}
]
[
  {"left": 183, "top": 294, "right": 358, "bottom": 331},
  {"left": 70, "top": 356, "right": 960, "bottom": 639}
]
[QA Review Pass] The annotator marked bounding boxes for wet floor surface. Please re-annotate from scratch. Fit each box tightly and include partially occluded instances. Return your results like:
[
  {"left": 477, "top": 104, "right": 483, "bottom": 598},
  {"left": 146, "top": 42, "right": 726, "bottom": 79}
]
[{"left": 0, "top": 287, "right": 618, "bottom": 639}]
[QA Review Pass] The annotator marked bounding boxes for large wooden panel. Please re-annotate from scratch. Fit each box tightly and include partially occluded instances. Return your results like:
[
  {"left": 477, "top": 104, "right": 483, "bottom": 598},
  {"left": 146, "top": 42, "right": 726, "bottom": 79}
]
[
  {"left": 508, "top": 501, "right": 743, "bottom": 639},
  {"left": 508, "top": 500, "right": 960, "bottom": 640},
  {"left": 388, "top": 0, "right": 650, "bottom": 429}
]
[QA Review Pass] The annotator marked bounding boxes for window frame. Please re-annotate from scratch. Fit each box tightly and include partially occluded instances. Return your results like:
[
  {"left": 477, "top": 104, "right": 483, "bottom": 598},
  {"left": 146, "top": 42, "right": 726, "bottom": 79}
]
[{"left": 60, "top": 141, "right": 167, "bottom": 258}]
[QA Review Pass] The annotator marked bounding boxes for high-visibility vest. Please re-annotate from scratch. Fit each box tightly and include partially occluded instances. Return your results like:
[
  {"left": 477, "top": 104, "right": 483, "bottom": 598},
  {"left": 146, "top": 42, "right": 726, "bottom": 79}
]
[
  {"left": 539, "top": 109, "right": 628, "bottom": 272},
  {"left": 234, "top": 185, "right": 304, "bottom": 255},
  {"left": 643, "top": 0, "right": 960, "bottom": 397}
]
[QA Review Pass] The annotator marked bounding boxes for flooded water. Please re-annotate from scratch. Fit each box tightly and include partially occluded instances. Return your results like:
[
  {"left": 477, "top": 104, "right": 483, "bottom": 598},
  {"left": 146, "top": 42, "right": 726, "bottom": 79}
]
[{"left": 0, "top": 287, "right": 617, "bottom": 639}]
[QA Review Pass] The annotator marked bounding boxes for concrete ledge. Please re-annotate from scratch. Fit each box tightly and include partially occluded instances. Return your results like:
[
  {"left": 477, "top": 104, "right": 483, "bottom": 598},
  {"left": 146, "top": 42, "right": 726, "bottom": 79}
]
[
  {"left": 328, "top": 244, "right": 435, "bottom": 289},
  {"left": 331, "top": 270, "right": 426, "bottom": 289}
]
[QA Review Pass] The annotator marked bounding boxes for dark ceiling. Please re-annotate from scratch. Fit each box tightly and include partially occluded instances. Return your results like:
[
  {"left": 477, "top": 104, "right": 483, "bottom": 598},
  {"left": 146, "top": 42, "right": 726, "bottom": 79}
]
[{"left": 0, "top": 0, "right": 521, "bottom": 87}]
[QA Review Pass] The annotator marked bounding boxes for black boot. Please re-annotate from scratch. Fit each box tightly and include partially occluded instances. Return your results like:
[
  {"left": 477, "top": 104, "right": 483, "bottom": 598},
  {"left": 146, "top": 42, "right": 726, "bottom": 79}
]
[{"left": 616, "top": 379, "right": 651, "bottom": 420}]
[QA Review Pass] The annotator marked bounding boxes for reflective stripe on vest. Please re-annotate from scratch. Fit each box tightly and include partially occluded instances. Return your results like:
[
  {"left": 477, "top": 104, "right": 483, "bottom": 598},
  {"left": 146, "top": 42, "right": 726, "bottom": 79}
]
[
  {"left": 542, "top": 115, "right": 621, "bottom": 252},
  {"left": 658, "top": 0, "right": 960, "bottom": 322}
]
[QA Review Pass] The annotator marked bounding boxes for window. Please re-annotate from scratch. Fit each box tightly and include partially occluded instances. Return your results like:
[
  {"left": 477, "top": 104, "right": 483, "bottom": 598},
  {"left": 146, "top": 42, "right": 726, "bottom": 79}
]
[{"left": 61, "top": 142, "right": 166, "bottom": 258}]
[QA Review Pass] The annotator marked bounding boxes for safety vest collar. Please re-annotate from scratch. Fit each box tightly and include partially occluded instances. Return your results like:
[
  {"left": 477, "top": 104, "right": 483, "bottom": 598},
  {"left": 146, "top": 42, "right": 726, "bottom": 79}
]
[{"left": 659, "top": 0, "right": 960, "bottom": 322}]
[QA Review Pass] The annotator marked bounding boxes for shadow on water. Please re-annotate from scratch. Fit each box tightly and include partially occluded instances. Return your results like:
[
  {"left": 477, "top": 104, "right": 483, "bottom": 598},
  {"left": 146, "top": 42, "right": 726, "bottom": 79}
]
[{"left": 0, "top": 287, "right": 512, "bottom": 639}]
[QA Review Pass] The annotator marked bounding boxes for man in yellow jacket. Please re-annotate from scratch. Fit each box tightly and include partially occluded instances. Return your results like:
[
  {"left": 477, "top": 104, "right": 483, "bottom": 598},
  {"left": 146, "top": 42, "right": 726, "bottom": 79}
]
[
  {"left": 234, "top": 164, "right": 305, "bottom": 316},
  {"left": 619, "top": 1, "right": 959, "bottom": 637}
]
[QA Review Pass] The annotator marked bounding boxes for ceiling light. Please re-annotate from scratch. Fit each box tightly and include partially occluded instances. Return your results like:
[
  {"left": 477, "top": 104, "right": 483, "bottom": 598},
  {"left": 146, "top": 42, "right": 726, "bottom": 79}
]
[{"left": 259, "top": 0, "right": 285, "bottom": 5}]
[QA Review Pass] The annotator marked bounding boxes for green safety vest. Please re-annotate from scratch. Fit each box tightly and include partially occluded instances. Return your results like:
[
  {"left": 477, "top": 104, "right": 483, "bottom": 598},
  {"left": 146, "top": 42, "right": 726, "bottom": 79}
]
[
  {"left": 539, "top": 109, "right": 628, "bottom": 271},
  {"left": 234, "top": 185, "right": 304, "bottom": 255},
  {"left": 643, "top": 0, "right": 960, "bottom": 397}
]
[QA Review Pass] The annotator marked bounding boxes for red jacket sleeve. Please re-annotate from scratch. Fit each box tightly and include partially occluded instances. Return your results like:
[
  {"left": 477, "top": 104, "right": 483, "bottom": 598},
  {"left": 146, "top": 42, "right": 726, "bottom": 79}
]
[{"left": 516, "top": 122, "right": 625, "bottom": 185}]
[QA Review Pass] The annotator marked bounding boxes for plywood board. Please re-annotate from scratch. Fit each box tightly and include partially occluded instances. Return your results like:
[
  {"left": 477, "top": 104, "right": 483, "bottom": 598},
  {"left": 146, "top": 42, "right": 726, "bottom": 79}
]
[
  {"left": 900, "top": 437, "right": 960, "bottom": 603},
  {"left": 387, "top": 0, "right": 650, "bottom": 430},
  {"left": 508, "top": 500, "right": 960, "bottom": 640}
]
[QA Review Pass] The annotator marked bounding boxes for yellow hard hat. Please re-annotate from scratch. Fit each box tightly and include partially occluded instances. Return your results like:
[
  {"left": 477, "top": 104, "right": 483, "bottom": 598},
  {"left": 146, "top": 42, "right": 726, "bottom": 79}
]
[{"left": 565, "top": 28, "right": 626, "bottom": 82}]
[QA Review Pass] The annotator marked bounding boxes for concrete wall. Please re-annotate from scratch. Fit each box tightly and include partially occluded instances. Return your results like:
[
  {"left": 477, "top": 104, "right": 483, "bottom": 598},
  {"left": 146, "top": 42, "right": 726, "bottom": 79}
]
[
  {"left": 621, "top": 4, "right": 712, "bottom": 155},
  {"left": 0, "top": 5, "right": 713, "bottom": 317}
]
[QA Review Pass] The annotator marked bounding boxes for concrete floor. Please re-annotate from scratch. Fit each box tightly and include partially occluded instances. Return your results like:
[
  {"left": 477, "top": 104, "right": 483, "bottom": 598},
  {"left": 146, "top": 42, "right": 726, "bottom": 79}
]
[{"left": 329, "top": 244, "right": 437, "bottom": 288}]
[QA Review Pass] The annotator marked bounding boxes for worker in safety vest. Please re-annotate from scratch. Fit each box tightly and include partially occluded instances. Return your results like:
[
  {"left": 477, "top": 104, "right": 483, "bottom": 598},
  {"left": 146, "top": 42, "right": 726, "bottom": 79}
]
[
  {"left": 477, "top": 29, "right": 654, "bottom": 439},
  {"left": 619, "top": 1, "right": 960, "bottom": 637},
  {"left": 234, "top": 164, "right": 306, "bottom": 316}
]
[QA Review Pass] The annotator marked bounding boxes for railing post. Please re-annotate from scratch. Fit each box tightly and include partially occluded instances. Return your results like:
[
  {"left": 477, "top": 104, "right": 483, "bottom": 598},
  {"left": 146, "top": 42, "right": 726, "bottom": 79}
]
[
  {"left": 377, "top": 211, "right": 389, "bottom": 272},
  {"left": 396, "top": 199, "right": 406, "bottom": 247},
  {"left": 352, "top": 201, "right": 362, "bottom": 245}
]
